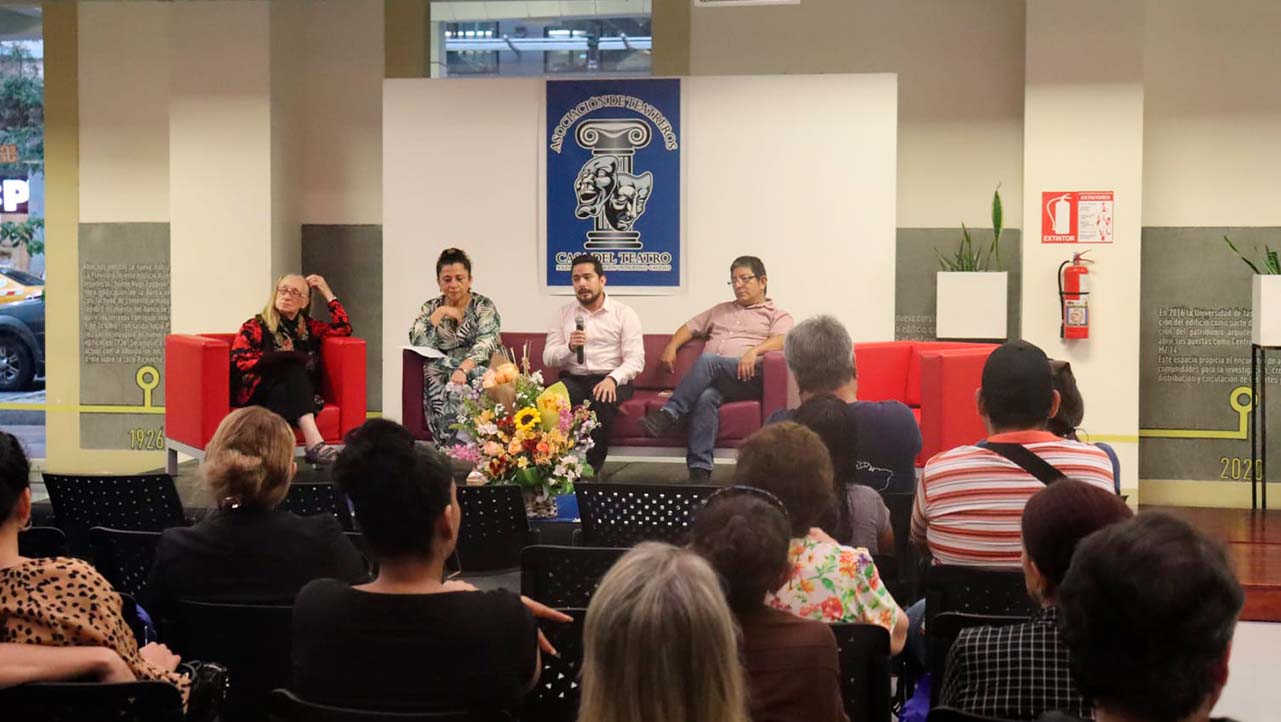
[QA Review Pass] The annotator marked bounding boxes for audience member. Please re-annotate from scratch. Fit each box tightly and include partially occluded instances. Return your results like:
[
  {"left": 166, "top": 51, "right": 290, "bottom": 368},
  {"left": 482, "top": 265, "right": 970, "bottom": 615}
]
[
  {"left": 579, "top": 542, "right": 749, "bottom": 722},
  {"left": 0, "top": 644, "right": 135, "bottom": 687},
  {"left": 1049, "top": 513, "right": 1244, "bottom": 722},
  {"left": 145, "top": 406, "right": 368, "bottom": 624},
  {"left": 911, "top": 340, "right": 1115, "bottom": 568},
  {"left": 691, "top": 487, "right": 849, "bottom": 722},
  {"left": 292, "top": 419, "right": 565, "bottom": 713},
  {"left": 409, "top": 248, "right": 503, "bottom": 444},
  {"left": 231, "top": 272, "right": 351, "bottom": 464},
  {"left": 0, "top": 432, "right": 188, "bottom": 699},
  {"left": 641, "top": 256, "right": 794, "bottom": 481},
  {"left": 1049, "top": 359, "right": 1122, "bottom": 493},
  {"left": 543, "top": 253, "right": 644, "bottom": 471},
  {"left": 735, "top": 422, "right": 907, "bottom": 653},
  {"left": 941, "top": 480, "right": 1133, "bottom": 720},
  {"left": 792, "top": 393, "right": 894, "bottom": 554},
  {"left": 769, "top": 315, "right": 921, "bottom": 493}
]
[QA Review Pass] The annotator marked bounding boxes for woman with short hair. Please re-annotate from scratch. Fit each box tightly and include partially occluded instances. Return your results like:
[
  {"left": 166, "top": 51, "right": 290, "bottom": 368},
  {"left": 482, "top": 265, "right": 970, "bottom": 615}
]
[
  {"left": 736, "top": 422, "right": 908, "bottom": 654},
  {"left": 579, "top": 542, "right": 748, "bottom": 722},
  {"left": 691, "top": 488, "right": 849, "bottom": 722},
  {"left": 231, "top": 272, "right": 352, "bottom": 464},
  {"left": 145, "top": 406, "right": 368, "bottom": 624},
  {"left": 409, "top": 248, "right": 503, "bottom": 444}
]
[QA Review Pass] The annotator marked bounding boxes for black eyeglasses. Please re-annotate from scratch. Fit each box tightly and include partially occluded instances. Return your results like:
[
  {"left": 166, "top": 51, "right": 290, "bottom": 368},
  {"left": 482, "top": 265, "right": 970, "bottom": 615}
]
[
  {"left": 704, "top": 484, "right": 790, "bottom": 519},
  {"left": 727, "top": 274, "right": 758, "bottom": 286}
]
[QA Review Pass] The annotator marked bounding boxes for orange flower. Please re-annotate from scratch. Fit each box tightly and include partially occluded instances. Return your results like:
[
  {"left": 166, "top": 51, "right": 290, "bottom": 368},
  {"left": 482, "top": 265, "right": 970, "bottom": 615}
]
[
  {"left": 820, "top": 597, "right": 844, "bottom": 621},
  {"left": 797, "top": 578, "right": 816, "bottom": 594}
]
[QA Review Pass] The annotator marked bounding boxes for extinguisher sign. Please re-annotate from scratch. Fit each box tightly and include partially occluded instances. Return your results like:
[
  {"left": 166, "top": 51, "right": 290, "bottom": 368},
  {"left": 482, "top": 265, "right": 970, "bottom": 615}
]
[{"left": 1041, "top": 191, "right": 1114, "bottom": 244}]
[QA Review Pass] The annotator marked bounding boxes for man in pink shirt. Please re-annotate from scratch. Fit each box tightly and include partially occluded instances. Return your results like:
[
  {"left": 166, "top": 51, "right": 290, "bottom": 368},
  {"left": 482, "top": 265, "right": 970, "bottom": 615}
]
[
  {"left": 544, "top": 255, "right": 645, "bottom": 472},
  {"left": 641, "top": 256, "right": 794, "bottom": 481}
]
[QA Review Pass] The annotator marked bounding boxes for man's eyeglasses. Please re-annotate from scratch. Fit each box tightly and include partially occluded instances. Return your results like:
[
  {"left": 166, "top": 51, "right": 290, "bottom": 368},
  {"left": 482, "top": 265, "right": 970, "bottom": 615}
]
[
  {"left": 727, "top": 274, "right": 758, "bottom": 286},
  {"left": 276, "top": 287, "right": 307, "bottom": 299}
]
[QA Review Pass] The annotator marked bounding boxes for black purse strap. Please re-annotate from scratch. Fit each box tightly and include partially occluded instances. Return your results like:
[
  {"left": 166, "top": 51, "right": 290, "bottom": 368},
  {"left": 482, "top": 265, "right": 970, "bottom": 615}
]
[{"left": 979, "top": 441, "right": 1068, "bottom": 485}]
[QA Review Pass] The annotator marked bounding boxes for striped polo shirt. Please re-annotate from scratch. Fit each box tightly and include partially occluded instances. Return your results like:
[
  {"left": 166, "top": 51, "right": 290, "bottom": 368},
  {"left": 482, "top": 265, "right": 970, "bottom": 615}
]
[{"left": 911, "top": 430, "right": 1116, "bottom": 567}]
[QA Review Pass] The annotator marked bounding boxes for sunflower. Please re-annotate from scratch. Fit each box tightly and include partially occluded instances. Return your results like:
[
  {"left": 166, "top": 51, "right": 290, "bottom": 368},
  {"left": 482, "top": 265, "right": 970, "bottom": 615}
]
[{"left": 513, "top": 407, "right": 541, "bottom": 433}]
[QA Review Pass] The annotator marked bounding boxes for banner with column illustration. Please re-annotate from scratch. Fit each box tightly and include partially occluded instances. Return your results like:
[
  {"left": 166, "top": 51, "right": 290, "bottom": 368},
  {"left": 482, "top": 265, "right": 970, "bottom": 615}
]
[{"left": 544, "top": 78, "right": 681, "bottom": 292}]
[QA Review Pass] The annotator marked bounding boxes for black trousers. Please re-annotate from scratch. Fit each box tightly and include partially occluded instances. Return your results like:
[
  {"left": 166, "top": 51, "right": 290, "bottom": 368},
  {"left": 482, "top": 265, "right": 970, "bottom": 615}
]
[
  {"left": 559, "top": 372, "right": 633, "bottom": 474},
  {"left": 248, "top": 362, "right": 316, "bottom": 426}
]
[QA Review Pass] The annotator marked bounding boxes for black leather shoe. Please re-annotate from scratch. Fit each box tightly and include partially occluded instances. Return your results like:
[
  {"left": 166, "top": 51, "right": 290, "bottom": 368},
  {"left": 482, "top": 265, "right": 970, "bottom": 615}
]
[
  {"left": 689, "top": 468, "right": 712, "bottom": 482},
  {"left": 640, "top": 409, "right": 677, "bottom": 438}
]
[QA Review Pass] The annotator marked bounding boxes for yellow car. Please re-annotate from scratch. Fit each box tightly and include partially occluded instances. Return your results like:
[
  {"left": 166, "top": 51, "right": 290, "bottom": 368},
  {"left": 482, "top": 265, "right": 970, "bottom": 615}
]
[{"left": 0, "top": 268, "right": 43, "bottom": 306}]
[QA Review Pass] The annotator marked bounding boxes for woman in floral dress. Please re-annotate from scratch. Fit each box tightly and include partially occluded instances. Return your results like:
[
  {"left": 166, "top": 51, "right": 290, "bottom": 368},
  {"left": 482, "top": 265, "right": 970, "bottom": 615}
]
[
  {"left": 409, "top": 248, "right": 502, "bottom": 444},
  {"left": 734, "top": 422, "right": 909, "bottom": 655}
]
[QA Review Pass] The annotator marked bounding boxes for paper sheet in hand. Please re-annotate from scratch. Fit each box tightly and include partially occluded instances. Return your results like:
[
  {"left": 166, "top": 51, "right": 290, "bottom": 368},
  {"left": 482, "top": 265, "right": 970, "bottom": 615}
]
[{"left": 401, "top": 345, "right": 446, "bottom": 359}]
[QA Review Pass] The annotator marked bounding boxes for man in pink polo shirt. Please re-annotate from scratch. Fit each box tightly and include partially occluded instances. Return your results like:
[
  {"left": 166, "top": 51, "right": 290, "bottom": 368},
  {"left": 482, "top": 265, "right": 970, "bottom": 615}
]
[{"left": 641, "top": 256, "right": 794, "bottom": 481}]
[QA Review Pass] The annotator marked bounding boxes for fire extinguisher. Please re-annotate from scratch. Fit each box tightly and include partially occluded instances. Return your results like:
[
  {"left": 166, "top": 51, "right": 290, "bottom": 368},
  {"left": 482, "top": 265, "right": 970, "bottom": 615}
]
[{"left": 1059, "top": 251, "right": 1093, "bottom": 339}]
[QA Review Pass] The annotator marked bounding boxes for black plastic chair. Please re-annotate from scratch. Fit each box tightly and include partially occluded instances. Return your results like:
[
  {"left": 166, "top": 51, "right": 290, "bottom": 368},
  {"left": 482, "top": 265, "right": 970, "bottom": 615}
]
[
  {"left": 175, "top": 600, "right": 293, "bottom": 722},
  {"left": 0, "top": 680, "right": 184, "bottom": 721},
  {"left": 18, "top": 525, "right": 69, "bottom": 557},
  {"left": 574, "top": 483, "right": 717, "bottom": 547},
  {"left": 278, "top": 483, "right": 354, "bottom": 531},
  {"left": 830, "top": 622, "right": 892, "bottom": 722},
  {"left": 929, "top": 611, "right": 1031, "bottom": 707},
  {"left": 43, "top": 473, "right": 186, "bottom": 557},
  {"left": 89, "top": 527, "right": 162, "bottom": 600},
  {"left": 520, "top": 608, "right": 585, "bottom": 722},
  {"left": 269, "top": 689, "right": 513, "bottom": 721},
  {"left": 520, "top": 545, "right": 625, "bottom": 608},
  {"left": 879, "top": 491, "right": 920, "bottom": 602},
  {"left": 454, "top": 485, "right": 539, "bottom": 572},
  {"left": 928, "top": 706, "right": 1021, "bottom": 722}
]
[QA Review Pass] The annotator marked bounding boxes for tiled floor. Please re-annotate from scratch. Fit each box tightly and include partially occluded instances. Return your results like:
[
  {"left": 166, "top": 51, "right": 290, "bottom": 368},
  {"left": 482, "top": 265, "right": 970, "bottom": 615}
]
[{"left": 1218, "top": 621, "right": 1281, "bottom": 719}]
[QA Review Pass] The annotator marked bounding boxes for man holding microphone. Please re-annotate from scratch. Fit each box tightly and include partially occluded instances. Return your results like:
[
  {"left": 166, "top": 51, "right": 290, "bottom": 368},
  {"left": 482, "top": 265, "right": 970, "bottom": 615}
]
[{"left": 544, "top": 254, "right": 645, "bottom": 473}]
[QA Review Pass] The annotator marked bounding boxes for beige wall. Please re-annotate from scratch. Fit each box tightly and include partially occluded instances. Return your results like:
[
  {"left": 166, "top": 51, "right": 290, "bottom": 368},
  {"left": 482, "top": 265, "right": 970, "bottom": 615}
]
[{"left": 689, "top": 0, "right": 1026, "bottom": 229}]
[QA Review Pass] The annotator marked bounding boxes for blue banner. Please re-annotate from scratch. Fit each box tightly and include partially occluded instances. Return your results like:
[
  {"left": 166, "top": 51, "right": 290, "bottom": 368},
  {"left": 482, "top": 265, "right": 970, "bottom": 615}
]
[{"left": 546, "top": 78, "right": 681, "bottom": 289}]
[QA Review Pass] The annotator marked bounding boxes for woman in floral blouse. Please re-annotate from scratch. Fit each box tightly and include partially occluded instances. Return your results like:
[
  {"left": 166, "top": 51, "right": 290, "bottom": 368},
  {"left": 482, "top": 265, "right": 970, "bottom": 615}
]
[
  {"left": 735, "top": 422, "right": 909, "bottom": 655},
  {"left": 409, "top": 248, "right": 502, "bottom": 444},
  {"left": 231, "top": 273, "right": 352, "bottom": 465}
]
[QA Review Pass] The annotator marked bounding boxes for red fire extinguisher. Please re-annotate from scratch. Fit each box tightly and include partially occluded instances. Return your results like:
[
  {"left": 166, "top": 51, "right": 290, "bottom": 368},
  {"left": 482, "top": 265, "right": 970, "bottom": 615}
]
[{"left": 1059, "top": 251, "right": 1093, "bottom": 339}]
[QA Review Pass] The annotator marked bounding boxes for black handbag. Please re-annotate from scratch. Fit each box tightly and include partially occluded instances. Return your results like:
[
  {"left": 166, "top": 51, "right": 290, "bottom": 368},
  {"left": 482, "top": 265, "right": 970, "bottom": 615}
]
[{"left": 179, "top": 660, "right": 229, "bottom": 722}]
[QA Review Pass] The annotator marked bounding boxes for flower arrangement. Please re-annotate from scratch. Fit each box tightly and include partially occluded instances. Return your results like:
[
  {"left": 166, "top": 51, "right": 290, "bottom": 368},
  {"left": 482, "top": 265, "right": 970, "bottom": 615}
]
[{"left": 445, "top": 347, "right": 598, "bottom": 516}]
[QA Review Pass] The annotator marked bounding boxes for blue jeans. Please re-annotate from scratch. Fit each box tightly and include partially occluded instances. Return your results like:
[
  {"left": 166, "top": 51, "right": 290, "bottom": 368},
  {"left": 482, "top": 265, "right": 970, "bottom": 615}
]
[{"left": 662, "top": 353, "right": 762, "bottom": 471}]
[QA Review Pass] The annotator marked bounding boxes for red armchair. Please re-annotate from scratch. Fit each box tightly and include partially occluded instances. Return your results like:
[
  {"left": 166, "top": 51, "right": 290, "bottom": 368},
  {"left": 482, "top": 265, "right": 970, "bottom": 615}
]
[
  {"left": 853, "top": 341, "right": 996, "bottom": 465},
  {"left": 402, "top": 332, "right": 789, "bottom": 456},
  {"left": 164, "top": 333, "right": 367, "bottom": 474}
]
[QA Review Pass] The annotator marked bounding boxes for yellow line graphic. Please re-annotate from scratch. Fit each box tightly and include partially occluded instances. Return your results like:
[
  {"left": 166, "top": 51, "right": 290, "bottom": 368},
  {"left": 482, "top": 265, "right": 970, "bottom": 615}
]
[{"left": 1139, "top": 386, "right": 1253, "bottom": 440}]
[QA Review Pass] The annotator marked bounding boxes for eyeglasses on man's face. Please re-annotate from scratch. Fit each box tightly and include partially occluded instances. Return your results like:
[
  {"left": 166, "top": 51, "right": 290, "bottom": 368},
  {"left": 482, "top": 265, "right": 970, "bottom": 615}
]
[
  {"left": 277, "top": 286, "right": 307, "bottom": 299},
  {"left": 727, "top": 274, "right": 758, "bottom": 286}
]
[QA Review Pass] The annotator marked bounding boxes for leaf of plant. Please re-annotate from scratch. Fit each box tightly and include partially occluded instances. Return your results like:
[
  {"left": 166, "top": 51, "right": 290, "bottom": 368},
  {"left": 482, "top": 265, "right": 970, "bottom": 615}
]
[
  {"left": 1267, "top": 246, "right": 1280, "bottom": 275},
  {"left": 990, "top": 186, "right": 1003, "bottom": 271},
  {"left": 1224, "top": 235, "right": 1262, "bottom": 275}
]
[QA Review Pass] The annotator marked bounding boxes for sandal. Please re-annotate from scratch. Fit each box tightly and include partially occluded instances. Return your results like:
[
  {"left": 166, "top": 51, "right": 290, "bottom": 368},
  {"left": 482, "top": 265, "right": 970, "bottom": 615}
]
[{"left": 304, "top": 442, "right": 338, "bottom": 465}]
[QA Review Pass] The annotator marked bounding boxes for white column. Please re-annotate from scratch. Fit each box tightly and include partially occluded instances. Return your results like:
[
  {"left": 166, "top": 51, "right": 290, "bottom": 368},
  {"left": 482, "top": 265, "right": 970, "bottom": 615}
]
[{"left": 1021, "top": 0, "right": 1145, "bottom": 498}]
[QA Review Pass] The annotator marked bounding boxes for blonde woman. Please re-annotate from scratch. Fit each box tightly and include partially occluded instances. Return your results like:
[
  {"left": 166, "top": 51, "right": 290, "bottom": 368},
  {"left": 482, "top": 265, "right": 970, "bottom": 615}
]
[
  {"left": 145, "top": 406, "right": 367, "bottom": 625},
  {"left": 579, "top": 542, "right": 748, "bottom": 722},
  {"left": 231, "top": 273, "right": 352, "bottom": 464}
]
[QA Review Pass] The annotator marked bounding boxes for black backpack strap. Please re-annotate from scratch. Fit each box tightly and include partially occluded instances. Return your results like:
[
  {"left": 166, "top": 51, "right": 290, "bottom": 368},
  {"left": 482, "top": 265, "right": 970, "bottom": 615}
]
[{"left": 978, "top": 441, "right": 1068, "bottom": 485}]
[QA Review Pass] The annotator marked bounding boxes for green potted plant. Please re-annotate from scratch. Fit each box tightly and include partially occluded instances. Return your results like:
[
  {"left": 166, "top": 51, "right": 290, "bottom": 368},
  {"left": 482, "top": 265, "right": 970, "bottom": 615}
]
[
  {"left": 936, "top": 186, "right": 1007, "bottom": 340},
  {"left": 1224, "top": 235, "right": 1281, "bottom": 345}
]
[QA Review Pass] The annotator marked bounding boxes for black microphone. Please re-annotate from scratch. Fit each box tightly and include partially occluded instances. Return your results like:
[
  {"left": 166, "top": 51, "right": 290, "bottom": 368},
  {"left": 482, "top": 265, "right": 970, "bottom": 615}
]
[{"left": 575, "top": 315, "right": 586, "bottom": 364}]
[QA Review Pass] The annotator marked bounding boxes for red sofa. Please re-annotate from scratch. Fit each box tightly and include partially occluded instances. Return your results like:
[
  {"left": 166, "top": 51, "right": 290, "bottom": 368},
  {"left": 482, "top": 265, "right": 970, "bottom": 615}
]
[
  {"left": 164, "top": 333, "right": 367, "bottom": 474},
  {"left": 853, "top": 341, "right": 996, "bottom": 465},
  {"left": 402, "top": 332, "right": 790, "bottom": 454}
]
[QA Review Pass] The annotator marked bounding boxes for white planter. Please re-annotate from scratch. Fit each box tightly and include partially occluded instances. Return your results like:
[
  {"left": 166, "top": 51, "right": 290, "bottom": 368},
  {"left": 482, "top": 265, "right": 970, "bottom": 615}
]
[
  {"left": 1252, "top": 275, "right": 1281, "bottom": 346},
  {"left": 936, "top": 271, "right": 1008, "bottom": 340}
]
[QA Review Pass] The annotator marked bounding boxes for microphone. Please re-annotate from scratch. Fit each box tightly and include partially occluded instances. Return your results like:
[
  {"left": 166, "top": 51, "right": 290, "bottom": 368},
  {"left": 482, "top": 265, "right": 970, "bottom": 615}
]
[{"left": 575, "top": 315, "right": 586, "bottom": 365}]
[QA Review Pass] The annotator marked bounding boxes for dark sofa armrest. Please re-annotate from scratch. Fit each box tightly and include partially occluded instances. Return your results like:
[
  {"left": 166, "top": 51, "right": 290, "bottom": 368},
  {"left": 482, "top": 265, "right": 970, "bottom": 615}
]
[
  {"left": 760, "top": 350, "right": 790, "bottom": 422},
  {"left": 402, "top": 349, "right": 431, "bottom": 441}
]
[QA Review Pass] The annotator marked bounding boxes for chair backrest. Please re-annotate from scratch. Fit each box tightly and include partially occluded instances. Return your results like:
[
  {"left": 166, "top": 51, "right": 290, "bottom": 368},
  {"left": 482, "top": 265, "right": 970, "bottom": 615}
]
[
  {"left": 880, "top": 491, "right": 920, "bottom": 603},
  {"left": 520, "top": 545, "right": 625, "bottom": 608},
  {"left": 0, "top": 680, "right": 185, "bottom": 722},
  {"left": 454, "top": 485, "right": 535, "bottom": 572},
  {"left": 43, "top": 473, "right": 185, "bottom": 556},
  {"left": 830, "top": 623, "right": 892, "bottom": 722},
  {"left": 927, "top": 706, "right": 1018, "bottom": 722},
  {"left": 270, "top": 689, "right": 513, "bottom": 721},
  {"left": 89, "top": 527, "right": 162, "bottom": 600},
  {"left": 176, "top": 600, "right": 293, "bottom": 722},
  {"left": 520, "top": 608, "right": 586, "bottom": 722},
  {"left": 575, "top": 483, "right": 718, "bottom": 547},
  {"left": 18, "top": 525, "right": 68, "bottom": 557},
  {"left": 924, "top": 565, "right": 1037, "bottom": 623},
  {"left": 278, "top": 483, "right": 354, "bottom": 531}
]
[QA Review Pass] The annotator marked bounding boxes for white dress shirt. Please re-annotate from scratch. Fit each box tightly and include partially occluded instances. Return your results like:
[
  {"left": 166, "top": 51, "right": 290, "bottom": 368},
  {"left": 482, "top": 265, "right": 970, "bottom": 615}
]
[{"left": 544, "top": 295, "right": 645, "bottom": 386}]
